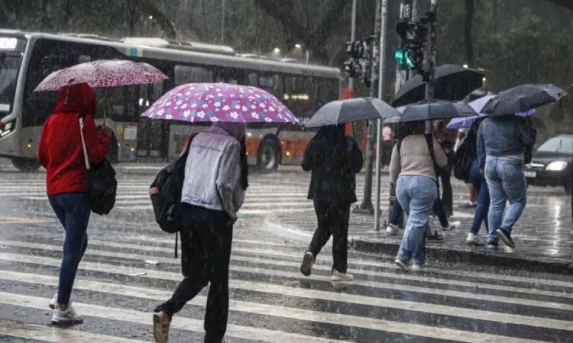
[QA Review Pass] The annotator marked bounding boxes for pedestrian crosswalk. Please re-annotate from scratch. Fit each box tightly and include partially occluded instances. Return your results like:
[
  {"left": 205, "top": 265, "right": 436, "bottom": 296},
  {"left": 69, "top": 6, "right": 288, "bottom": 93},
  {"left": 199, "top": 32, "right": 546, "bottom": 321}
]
[
  {"left": 0, "top": 212, "right": 572, "bottom": 343},
  {"left": 0, "top": 174, "right": 322, "bottom": 216}
]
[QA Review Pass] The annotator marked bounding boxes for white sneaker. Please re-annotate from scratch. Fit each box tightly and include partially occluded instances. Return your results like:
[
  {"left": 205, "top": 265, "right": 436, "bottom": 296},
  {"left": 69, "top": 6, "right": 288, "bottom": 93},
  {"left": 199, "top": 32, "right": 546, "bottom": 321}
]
[
  {"left": 466, "top": 233, "right": 481, "bottom": 245},
  {"left": 395, "top": 259, "right": 410, "bottom": 272},
  {"left": 52, "top": 304, "right": 83, "bottom": 325},
  {"left": 386, "top": 223, "right": 399, "bottom": 236},
  {"left": 153, "top": 312, "right": 171, "bottom": 343},
  {"left": 331, "top": 270, "right": 354, "bottom": 282},
  {"left": 411, "top": 264, "right": 423, "bottom": 272},
  {"left": 300, "top": 252, "right": 314, "bottom": 277},
  {"left": 443, "top": 221, "right": 461, "bottom": 231},
  {"left": 49, "top": 293, "right": 58, "bottom": 310}
]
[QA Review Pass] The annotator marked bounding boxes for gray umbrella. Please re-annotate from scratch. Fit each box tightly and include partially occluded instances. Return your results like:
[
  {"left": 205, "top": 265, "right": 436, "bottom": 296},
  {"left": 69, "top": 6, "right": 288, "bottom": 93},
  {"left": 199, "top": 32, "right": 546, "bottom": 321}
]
[
  {"left": 481, "top": 83, "right": 567, "bottom": 117},
  {"left": 304, "top": 97, "right": 400, "bottom": 128},
  {"left": 384, "top": 99, "right": 477, "bottom": 124},
  {"left": 392, "top": 64, "right": 485, "bottom": 107}
]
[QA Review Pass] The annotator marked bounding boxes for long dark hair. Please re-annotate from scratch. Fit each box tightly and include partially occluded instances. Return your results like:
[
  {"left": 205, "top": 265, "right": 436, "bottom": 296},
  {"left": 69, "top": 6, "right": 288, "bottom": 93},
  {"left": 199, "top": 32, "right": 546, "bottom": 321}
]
[{"left": 240, "top": 137, "right": 249, "bottom": 190}]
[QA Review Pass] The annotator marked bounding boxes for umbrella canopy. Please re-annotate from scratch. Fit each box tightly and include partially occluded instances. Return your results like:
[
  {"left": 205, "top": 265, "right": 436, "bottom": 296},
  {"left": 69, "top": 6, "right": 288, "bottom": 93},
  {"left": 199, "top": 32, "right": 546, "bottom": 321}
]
[
  {"left": 34, "top": 60, "right": 168, "bottom": 92},
  {"left": 392, "top": 64, "right": 485, "bottom": 107},
  {"left": 447, "top": 109, "right": 536, "bottom": 130},
  {"left": 385, "top": 99, "right": 477, "bottom": 124},
  {"left": 481, "top": 83, "right": 567, "bottom": 117},
  {"left": 141, "top": 83, "right": 297, "bottom": 123},
  {"left": 304, "top": 97, "right": 400, "bottom": 128}
]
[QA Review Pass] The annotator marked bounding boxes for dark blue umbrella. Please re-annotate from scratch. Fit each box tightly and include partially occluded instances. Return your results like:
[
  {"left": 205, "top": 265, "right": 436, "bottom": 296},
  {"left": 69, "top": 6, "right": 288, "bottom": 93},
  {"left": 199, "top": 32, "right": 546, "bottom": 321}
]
[
  {"left": 481, "top": 84, "right": 567, "bottom": 117},
  {"left": 384, "top": 99, "right": 477, "bottom": 124}
]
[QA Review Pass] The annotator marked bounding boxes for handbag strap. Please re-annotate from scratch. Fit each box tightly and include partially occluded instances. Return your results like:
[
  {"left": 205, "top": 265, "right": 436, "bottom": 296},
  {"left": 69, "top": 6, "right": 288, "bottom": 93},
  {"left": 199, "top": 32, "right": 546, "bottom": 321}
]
[{"left": 78, "top": 116, "right": 91, "bottom": 171}]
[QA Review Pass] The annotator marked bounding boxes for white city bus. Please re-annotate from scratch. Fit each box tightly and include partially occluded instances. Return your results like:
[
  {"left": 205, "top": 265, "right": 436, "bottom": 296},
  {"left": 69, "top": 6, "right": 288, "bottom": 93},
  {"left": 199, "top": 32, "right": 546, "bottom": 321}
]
[{"left": 0, "top": 30, "right": 341, "bottom": 171}]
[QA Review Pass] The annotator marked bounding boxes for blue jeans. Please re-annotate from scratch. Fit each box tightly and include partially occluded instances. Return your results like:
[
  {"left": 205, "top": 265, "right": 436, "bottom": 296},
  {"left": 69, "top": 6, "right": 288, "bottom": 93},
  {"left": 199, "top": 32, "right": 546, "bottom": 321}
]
[
  {"left": 396, "top": 176, "right": 438, "bottom": 265},
  {"left": 485, "top": 158, "right": 527, "bottom": 238},
  {"left": 48, "top": 192, "right": 91, "bottom": 306},
  {"left": 469, "top": 159, "right": 490, "bottom": 237}
]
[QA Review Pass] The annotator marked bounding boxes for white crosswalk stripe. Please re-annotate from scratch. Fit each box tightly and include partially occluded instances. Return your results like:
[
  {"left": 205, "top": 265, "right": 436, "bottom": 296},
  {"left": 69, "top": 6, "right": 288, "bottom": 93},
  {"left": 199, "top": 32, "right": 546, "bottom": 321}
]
[
  {"left": 0, "top": 219, "right": 572, "bottom": 342},
  {"left": 0, "top": 174, "right": 571, "bottom": 342}
]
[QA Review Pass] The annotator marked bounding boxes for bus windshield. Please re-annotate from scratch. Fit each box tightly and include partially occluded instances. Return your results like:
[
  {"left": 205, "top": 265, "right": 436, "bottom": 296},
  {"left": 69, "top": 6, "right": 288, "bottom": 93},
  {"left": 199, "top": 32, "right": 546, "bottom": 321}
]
[{"left": 0, "top": 50, "right": 23, "bottom": 114}]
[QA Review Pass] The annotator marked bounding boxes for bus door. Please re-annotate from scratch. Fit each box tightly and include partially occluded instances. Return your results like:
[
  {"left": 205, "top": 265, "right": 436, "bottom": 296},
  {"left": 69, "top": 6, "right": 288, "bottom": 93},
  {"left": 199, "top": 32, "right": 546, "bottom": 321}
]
[{"left": 136, "top": 81, "right": 168, "bottom": 162}]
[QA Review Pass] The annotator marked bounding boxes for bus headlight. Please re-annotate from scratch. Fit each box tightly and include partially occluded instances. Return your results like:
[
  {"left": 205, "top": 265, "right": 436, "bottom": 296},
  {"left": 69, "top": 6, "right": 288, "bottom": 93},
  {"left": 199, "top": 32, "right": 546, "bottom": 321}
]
[
  {"left": 546, "top": 161, "right": 568, "bottom": 171},
  {"left": 0, "top": 120, "right": 15, "bottom": 137}
]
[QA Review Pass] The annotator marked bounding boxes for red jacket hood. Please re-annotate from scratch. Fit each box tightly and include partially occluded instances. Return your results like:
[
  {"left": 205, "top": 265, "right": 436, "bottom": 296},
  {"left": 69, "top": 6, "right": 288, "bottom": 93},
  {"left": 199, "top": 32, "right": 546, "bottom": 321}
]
[{"left": 55, "top": 82, "right": 96, "bottom": 116}]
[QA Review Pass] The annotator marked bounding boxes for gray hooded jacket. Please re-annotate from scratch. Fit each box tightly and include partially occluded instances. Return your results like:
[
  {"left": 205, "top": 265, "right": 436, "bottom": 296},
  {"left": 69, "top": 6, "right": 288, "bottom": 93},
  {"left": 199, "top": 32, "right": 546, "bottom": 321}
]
[{"left": 181, "top": 122, "right": 246, "bottom": 219}]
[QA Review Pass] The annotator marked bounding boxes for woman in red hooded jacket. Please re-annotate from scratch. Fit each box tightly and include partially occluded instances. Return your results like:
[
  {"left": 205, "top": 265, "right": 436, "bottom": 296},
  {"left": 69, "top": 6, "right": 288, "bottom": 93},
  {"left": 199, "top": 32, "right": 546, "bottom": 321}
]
[{"left": 38, "top": 82, "right": 111, "bottom": 325}]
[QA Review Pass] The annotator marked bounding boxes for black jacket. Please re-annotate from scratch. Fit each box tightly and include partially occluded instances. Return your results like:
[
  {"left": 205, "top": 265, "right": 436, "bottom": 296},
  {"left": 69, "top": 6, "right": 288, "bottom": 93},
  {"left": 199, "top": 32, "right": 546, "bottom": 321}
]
[{"left": 302, "top": 133, "right": 363, "bottom": 204}]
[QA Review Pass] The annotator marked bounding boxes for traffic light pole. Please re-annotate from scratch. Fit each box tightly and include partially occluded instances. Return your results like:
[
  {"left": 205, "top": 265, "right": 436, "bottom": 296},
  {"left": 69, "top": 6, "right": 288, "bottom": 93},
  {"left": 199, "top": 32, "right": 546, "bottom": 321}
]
[
  {"left": 373, "top": 0, "right": 389, "bottom": 230},
  {"left": 424, "top": 0, "right": 438, "bottom": 101},
  {"left": 356, "top": 0, "right": 384, "bottom": 215}
]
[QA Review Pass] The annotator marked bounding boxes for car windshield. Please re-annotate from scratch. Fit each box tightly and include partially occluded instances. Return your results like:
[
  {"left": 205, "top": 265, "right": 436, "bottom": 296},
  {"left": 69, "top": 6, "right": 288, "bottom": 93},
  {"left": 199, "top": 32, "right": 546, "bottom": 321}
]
[
  {"left": 537, "top": 136, "right": 573, "bottom": 154},
  {"left": 0, "top": 52, "right": 22, "bottom": 114}
]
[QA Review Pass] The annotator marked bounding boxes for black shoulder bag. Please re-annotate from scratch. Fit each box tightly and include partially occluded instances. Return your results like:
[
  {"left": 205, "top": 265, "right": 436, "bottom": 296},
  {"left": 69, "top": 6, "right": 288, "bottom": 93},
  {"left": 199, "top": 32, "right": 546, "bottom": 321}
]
[{"left": 79, "top": 117, "right": 117, "bottom": 216}]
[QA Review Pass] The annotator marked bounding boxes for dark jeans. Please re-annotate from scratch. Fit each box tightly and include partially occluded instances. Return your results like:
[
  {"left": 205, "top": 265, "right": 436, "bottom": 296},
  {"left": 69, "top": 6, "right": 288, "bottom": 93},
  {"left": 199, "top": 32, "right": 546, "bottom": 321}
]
[
  {"left": 48, "top": 192, "right": 90, "bottom": 306},
  {"left": 155, "top": 204, "right": 233, "bottom": 343},
  {"left": 439, "top": 158, "right": 454, "bottom": 217},
  {"left": 469, "top": 160, "right": 490, "bottom": 235},
  {"left": 390, "top": 186, "right": 448, "bottom": 228},
  {"left": 308, "top": 201, "right": 351, "bottom": 273}
]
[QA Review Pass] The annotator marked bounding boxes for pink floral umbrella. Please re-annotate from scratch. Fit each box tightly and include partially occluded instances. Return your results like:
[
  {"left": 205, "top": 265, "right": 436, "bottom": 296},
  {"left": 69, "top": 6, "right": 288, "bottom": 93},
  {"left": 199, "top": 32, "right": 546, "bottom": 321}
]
[
  {"left": 141, "top": 83, "right": 298, "bottom": 123},
  {"left": 34, "top": 59, "right": 168, "bottom": 92}
]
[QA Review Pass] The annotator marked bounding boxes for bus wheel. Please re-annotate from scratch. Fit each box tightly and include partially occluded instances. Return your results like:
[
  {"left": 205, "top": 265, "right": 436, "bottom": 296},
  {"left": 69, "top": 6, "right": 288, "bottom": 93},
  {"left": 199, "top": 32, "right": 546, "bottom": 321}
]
[
  {"left": 11, "top": 158, "right": 40, "bottom": 172},
  {"left": 257, "top": 137, "right": 280, "bottom": 173}
]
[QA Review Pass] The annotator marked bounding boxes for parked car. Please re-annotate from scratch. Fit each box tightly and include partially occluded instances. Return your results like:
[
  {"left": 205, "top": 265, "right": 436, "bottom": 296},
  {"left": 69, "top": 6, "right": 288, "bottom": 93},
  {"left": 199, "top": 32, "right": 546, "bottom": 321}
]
[{"left": 525, "top": 134, "right": 573, "bottom": 194}]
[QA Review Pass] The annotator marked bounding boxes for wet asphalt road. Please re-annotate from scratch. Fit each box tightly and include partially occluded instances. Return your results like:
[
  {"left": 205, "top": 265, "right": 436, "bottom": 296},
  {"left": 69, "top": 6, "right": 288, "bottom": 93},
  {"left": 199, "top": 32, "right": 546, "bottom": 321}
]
[{"left": 0, "top": 170, "right": 572, "bottom": 343}]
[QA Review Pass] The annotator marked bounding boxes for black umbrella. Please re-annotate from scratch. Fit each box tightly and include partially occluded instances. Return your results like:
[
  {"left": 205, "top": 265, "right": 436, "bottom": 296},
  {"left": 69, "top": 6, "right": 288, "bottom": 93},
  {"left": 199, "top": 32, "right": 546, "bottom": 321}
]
[
  {"left": 392, "top": 64, "right": 485, "bottom": 107},
  {"left": 304, "top": 97, "right": 400, "bottom": 128},
  {"left": 481, "top": 84, "right": 567, "bottom": 117},
  {"left": 384, "top": 99, "right": 477, "bottom": 124}
]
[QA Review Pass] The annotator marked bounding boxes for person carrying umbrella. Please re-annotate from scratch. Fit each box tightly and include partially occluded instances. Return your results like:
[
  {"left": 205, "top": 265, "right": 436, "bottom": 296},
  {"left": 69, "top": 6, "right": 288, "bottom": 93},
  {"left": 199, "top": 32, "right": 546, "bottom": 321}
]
[
  {"left": 477, "top": 83, "right": 566, "bottom": 249},
  {"left": 153, "top": 122, "right": 248, "bottom": 343},
  {"left": 299, "top": 125, "right": 363, "bottom": 281},
  {"left": 477, "top": 115, "right": 535, "bottom": 249},
  {"left": 38, "top": 83, "right": 111, "bottom": 324},
  {"left": 391, "top": 121, "right": 448, "bottom": 271}
]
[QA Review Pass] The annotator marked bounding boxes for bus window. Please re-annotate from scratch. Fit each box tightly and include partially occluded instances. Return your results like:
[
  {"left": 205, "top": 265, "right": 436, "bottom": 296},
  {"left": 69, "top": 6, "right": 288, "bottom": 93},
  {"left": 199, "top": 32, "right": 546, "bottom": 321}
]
[
  {"left": 174, "top": 65, "right": 213, "bottom": 85},
  {"left": 22, "top": 38, "right": 124, "bottom": 127},
  {"left": 248, "top": 72, "right": 258, "bottom": 86}
]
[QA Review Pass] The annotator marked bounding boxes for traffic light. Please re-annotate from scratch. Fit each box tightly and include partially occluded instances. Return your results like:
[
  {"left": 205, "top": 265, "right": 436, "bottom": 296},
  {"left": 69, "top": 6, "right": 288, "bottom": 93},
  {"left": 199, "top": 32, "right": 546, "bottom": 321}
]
[
  {"left": 394, "top": 48, "right": 415, "bottom": 69},
  {"left": 343, "top": 40, "right": 371, "bottom": 86}
]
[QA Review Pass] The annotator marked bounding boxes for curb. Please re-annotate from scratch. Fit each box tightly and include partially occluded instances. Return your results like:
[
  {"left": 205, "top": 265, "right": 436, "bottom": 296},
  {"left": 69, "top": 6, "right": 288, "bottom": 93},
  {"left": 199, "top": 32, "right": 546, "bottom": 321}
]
[{"left": 350, "top": 238, "right": 573, "bottom": 275}]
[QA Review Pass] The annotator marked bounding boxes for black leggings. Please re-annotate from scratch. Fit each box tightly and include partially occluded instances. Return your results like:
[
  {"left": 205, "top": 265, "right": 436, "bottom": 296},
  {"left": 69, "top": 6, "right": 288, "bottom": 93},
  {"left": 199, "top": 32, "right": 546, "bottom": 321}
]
[{"left": 308, "top": 201, "right": 351, "bottom": 273}]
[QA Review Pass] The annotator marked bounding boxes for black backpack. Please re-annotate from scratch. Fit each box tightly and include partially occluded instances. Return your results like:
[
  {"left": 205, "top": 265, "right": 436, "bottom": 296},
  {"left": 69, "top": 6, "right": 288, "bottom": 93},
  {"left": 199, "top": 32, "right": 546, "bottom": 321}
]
[
  {"left": 79, "top": 117, "right": 117, "bottom": 216},
  {"left": 149, "top": 134, "right": 197, "bottom": 234},
  {"left": 453, "top": 123, "right": 480, "bottom": 182}
]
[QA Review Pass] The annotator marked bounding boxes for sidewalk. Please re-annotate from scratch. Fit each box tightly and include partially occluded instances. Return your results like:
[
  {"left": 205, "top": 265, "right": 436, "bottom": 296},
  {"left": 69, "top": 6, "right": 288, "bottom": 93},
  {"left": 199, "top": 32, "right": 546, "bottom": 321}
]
[{"left": 270, "top": 193, "right": 573, "bottom": 274}]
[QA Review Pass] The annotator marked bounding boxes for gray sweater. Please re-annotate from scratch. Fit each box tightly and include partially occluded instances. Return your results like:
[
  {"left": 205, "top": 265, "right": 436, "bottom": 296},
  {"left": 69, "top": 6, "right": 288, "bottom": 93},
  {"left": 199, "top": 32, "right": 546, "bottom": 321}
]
[
  {"left": 389, "top": 135, "right": 448, "bottom": 185},
  {"left": 181, "top": 127, "right": 245, "bottom": 219}
]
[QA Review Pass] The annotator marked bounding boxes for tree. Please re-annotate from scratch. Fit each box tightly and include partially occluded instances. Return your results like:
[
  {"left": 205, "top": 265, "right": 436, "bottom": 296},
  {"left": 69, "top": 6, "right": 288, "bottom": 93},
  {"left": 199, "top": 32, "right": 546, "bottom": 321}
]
[{"left": 253, "top": 0, "right": 350, "bottom": 64}]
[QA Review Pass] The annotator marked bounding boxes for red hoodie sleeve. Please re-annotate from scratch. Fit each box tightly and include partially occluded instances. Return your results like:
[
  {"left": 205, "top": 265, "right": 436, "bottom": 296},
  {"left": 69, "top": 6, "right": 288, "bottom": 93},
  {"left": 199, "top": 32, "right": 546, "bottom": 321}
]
[
  {"left": 37, "top": 118, "right": 50, "bottom": 168},
  {"left": 82, "top": 115, "right": 110, "bottom": 165}
]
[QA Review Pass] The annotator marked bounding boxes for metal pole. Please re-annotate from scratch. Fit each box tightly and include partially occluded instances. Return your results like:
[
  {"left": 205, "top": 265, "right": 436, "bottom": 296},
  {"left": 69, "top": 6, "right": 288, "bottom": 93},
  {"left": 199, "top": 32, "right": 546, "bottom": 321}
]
[
  {"left": 424, "top": 0, "right": 438, "bottom": 101},
  {"left": 349, "top": 0, "right": 357, "bottom": 89},
  {"left": 374, "top": 0, "right": 389, "bottom": 230},
  {"left": 356, "top": 0, "right": 383, "bottom": 214},
  {"left": 221, "top": 0, "right": 226, "bottom": 44}
]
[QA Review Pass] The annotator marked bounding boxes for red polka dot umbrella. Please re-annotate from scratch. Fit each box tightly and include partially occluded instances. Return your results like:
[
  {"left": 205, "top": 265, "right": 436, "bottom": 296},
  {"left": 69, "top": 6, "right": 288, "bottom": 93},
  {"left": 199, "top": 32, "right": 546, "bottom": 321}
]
[{"left": 33, "top": 59, "right": 168, "bottom": 92}]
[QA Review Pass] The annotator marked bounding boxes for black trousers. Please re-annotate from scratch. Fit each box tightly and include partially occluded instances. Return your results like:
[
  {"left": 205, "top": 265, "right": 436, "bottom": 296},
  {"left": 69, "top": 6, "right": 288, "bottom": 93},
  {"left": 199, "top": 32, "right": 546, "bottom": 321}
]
[
  {"left": 440, "top": 154, "right": 455, "bottom": 217},
  {"left": 155, "top": 204, "right": 233, "bottom": 343},
  {"left": 308, "top": 201, "right": 351, "bottom": 273}
]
